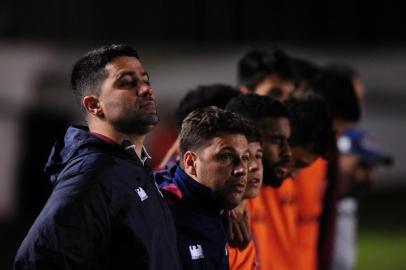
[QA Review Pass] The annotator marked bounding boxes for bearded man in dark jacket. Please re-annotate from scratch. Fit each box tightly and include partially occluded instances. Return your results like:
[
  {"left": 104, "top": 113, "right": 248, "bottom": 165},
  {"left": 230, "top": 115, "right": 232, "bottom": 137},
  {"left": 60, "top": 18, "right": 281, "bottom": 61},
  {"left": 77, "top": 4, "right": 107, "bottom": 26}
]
[{"left": 14, "top": 44, "right": 181, "bottom": 270}]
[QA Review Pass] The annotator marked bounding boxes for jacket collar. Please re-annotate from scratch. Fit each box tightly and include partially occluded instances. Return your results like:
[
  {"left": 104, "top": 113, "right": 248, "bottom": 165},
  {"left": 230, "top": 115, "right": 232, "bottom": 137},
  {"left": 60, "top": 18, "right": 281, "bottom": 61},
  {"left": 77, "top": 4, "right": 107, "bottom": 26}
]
[{"left": 173, "top": 166, "right": 224, "bottom": 215}]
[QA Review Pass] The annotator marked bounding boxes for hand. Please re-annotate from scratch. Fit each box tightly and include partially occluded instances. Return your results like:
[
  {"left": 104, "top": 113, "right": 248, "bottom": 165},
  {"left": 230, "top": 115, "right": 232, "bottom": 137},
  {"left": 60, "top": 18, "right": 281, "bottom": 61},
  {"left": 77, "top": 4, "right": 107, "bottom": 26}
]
[{"left": 228, "top": 208, "right": 251, "bottom": 250}]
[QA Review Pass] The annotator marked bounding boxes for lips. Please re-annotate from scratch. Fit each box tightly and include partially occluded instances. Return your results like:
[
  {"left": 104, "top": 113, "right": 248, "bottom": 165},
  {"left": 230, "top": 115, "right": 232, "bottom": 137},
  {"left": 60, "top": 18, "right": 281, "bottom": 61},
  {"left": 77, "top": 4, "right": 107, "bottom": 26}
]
[
  {"left": 274, "top": 161, "right": 290, "bottom": 178},
  {"left": 141, "top": 100, "right": 156, "bottom": 110},
  {"left": 231, "top": 182, "right": 246, "bottom": 194},
  {"left": 247, "top": 177, "right": 260, "bottom": 188}
]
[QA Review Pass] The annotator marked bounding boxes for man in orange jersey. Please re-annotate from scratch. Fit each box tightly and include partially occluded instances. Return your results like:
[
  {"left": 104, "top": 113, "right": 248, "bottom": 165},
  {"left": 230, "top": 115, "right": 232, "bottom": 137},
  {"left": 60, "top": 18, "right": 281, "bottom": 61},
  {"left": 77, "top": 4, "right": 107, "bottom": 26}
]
[
  {"left": 227, "top": 127, "right": 263, "bottom": 270},
  {"left": 226, "top": 94, "right": 292, "bottom": 270},
  {"left": 228, "top": 92, "right": 334, "bottom": 270}
]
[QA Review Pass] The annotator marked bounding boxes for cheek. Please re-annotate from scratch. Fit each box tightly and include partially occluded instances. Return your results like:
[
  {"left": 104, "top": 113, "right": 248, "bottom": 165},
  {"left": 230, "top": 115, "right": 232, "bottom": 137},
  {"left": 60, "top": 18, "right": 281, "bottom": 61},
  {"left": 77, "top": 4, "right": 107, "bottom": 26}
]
[
  {"left": 263, "top": 144, "right": 279, "bottom": 162},
  {"left": 198, "top": 162, "right": 230, "bottom": 189},
  {"left": 103, "top": 99, "right": 122, "bottom": 117}
]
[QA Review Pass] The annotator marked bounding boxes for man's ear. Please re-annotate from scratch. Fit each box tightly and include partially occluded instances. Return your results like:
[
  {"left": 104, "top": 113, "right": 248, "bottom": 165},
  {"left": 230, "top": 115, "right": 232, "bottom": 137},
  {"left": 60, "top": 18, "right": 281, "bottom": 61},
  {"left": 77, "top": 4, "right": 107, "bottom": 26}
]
[
  {"left": 83, "top": 95, "right": 104, "bottom": 118},
  {"left": 240, "top": 85, "right": 250, "bottom": 94},
  {"left": 183, "top": 151, "right": 198, "bottom": 177}
]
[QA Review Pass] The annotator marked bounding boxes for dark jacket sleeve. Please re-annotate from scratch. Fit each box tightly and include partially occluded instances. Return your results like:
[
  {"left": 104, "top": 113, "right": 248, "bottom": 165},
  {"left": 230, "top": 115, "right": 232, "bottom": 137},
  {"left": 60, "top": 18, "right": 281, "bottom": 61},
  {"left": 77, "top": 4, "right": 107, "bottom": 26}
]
[{"left": 14, "top": 168, "right": 112, "bottom": 270}]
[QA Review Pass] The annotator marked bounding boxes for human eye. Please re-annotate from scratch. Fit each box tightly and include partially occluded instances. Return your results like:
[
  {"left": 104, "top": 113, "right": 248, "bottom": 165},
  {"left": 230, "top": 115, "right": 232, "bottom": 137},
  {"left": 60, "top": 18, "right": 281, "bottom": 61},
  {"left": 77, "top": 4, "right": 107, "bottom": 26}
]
[
  {"left": 142, "top": 74, "right": 151, "bottom": 85},
  {"left": 219, "top": 152, "right": 234, "bottom": 161},
  {"left": 117, "top": 75, "right": 137, "bottom": 88},
  {"left": 255, "top": 152, "right": 263, "bottom": 160},
  {"left": 242, "top": 153, "right": 250, "bottom": 162},
  {"left": 270, "top": 136, "right": 282, "bottom": 144}
]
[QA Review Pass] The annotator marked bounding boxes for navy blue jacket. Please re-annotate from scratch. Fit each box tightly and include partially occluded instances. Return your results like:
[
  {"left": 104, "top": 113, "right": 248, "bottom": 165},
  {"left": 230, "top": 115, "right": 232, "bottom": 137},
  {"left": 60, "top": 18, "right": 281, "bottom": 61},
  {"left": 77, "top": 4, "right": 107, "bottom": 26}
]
[
  {"left": 157, "top": 165, "right": 230, "bottom": 270},
  {"left": 14, "top": 126, "right": 181, "bottom": 270}
]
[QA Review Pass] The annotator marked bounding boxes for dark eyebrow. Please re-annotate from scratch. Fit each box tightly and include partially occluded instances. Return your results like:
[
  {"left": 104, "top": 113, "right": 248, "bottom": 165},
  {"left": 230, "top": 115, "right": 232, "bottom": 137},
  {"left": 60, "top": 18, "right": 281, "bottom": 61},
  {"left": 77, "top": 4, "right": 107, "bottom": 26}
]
[
  {"left": 270, "top": 135, "right": 286, "bottom": 140},
  {"left": 218, "top": 146, "right": 236, "bottom": 153}
]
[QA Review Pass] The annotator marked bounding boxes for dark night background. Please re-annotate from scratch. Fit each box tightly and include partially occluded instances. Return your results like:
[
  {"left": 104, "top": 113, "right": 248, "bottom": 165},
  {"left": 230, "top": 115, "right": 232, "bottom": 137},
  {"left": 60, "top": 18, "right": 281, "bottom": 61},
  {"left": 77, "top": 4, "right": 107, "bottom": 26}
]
[{"left": 0, "top": 1, "right": 405, "bottom": 269}]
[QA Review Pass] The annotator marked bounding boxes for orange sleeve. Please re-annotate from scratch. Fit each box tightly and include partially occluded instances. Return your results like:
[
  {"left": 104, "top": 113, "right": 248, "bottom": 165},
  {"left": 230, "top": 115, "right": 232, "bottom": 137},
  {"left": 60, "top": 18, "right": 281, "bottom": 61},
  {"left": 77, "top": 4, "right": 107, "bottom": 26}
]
[
  {"left": 295, "top": 158, "right": 328, "bottom": 270},
  {"left": 228, "top": 241, "right": 257, "bottom": 270}
]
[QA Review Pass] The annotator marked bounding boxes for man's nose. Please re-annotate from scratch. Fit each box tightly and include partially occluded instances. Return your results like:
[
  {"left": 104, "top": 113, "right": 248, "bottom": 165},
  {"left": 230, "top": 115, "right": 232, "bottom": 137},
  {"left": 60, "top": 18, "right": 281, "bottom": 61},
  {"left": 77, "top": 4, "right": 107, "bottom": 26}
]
[
  {"left": 232, "top": 165, "right": 246, "bottom": 177},
  {"left": 281, "top": 141, "right": 292, "bottom": 160},
  {"left": 138, "top": 84, "right": 154, "bottom": 97},
  {"left": 248, "top": 158, "right": 260, "bottom": 172}
]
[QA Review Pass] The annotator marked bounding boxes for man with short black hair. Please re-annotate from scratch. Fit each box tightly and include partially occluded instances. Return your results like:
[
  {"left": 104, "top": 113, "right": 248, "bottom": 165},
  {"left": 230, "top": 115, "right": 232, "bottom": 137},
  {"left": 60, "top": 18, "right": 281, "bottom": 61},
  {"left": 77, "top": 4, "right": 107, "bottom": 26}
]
[
  {"left": 158, "top": 106, "right": 253, "bottom": 270},
  {"left": 14, "top": 44, "right": 181, "bottom": 270},
  {"left": 226, "top": 94, "right": 291, "bottom": 188},
  {"left": 226, "top": 94, "right": 293, "bottom": 270},
  {"left": 237, "top": 49, "right": 297, "bottom": 100}
]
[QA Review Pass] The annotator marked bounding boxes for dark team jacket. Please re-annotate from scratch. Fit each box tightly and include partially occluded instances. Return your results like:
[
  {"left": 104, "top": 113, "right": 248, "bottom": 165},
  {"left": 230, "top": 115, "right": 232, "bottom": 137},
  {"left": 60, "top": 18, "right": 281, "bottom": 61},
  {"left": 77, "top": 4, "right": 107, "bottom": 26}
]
[
  {"left": 156, "top": 165, "right": 230, "bottom": 270},
  {"left": 14, "top": 126, "right": 181, "bottom": 270}
]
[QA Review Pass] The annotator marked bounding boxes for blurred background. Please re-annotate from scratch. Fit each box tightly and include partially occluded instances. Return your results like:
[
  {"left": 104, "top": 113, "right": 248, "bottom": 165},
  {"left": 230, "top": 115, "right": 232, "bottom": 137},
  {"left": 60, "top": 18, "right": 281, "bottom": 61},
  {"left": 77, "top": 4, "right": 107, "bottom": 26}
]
[{"left": 0, "top": 1, "right": 405, "bottom": 269}]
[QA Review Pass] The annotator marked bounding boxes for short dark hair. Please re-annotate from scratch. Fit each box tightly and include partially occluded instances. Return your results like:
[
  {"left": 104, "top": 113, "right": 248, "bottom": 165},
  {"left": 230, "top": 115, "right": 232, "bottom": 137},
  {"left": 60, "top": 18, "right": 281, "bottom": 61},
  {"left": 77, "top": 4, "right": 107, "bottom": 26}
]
[
  {"left": 225, "top": 93, "right": 290, "bottom": 122},
  {"left": 284, "top": 91, "right": 336, "bottom": 158},
  {"left": 71, "top": 44, "right": 139, "bottom": 111},
  {"left": 175, "top": 84, "right": 239, "bottom": 131},
  {"left": 313, "top": 65, "right": 362, "bottom": 122},
  {"left": 289, "top": 56, "right": 322, "bottom": 87},
  {"left": 179, "top": 106, "right": 253, "bottom": 156},
  {"left": 238, "top": 49, "right": 274, "bottom": 91},
  {"left": 237, "top": 49, "right": 297, "bottom": 91}
]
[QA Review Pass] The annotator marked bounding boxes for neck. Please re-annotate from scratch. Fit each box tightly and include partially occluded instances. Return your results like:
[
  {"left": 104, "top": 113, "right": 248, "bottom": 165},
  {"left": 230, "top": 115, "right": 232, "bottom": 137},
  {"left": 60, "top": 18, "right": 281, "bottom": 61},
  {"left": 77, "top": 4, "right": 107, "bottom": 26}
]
[
  {"left": 89, "top": 121, "right": 145, "bottom": 157},
  {"left": 234, "top": 199, "right": 248, "bottom": 215}
]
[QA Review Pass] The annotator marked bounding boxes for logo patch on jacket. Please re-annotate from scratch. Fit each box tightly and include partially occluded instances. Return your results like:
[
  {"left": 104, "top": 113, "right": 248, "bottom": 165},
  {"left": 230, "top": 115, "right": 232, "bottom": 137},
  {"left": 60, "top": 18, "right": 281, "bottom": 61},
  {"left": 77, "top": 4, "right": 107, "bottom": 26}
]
[
  {"left": 135, "top": 187, "right": 149, "bottom": 201},
  {"left": 189, "top": 244, "right": 204, "bottom": 260}
]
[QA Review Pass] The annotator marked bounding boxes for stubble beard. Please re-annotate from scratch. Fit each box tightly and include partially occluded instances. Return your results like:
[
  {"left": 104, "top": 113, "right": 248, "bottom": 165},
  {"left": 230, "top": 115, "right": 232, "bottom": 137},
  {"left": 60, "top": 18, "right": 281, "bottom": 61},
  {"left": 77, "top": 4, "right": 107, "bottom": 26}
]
[{"left": 114, "top": 111, "right": 159, "bottom": 135}]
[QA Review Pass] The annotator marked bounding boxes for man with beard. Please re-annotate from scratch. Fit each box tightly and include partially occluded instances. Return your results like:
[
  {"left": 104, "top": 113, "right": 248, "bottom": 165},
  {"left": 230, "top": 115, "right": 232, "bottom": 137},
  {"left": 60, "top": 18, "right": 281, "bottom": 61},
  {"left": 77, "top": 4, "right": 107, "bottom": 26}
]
[
  {"left": 237, "top": 49, "right": 297, "bottom": 101},
  {"left": 225, "top": 94, "right": 292, "bottom": 269},
  {"left": 157, "top": 106, "right": 252, "bottom": 270},
  {"left": 14, "top": 44, "right": 181, "bottom": 270}
]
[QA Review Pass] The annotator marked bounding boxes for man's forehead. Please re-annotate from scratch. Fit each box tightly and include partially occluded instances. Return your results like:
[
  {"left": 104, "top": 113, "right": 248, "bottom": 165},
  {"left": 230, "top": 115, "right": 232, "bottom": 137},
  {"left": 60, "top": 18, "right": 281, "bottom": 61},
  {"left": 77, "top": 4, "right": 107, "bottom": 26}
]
[
  {"left": 209, "top": 134, "right": 248, "bottom": 149},
  {"left": 106, "top": 56, "right": 144, "bottom": 74},
  {"left": 259, "top": 117, "right": 290, "bottom": 132}
]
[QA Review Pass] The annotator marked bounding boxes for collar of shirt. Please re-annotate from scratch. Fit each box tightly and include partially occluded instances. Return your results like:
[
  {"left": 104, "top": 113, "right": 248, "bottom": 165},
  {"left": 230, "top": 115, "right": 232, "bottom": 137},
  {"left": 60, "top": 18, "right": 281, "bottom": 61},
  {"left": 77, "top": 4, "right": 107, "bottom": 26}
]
[
  {"left": 124, "top": 144, "right": 151, "bottom": 166},
  {"left": 89, "top": 132, "right": 151, "bottom": 165},
  {"left": 173, "top": 166, "right": 224, "bottom": 215},
  {"left": 89, "top": 132, "right": 119, "bottom": 145}
]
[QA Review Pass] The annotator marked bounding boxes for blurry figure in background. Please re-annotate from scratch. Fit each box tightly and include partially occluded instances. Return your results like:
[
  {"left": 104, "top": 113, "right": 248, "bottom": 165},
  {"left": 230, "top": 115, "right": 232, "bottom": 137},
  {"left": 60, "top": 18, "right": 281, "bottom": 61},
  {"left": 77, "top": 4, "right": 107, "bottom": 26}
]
[
  {"left": 289, "top": 56, "right": 322, "bottom": 96},
  {"left": 157, "top": 84, "right": 239, "bottom": 169},
  {"left": 226, "top": 94, "right": 293, "bottom": 270},
  {"left": 157, "top": 106, "right": 252, "bottom": 270},
  {"left": 282, "top": 54, "right": 328, "bottom": 270},
  {"left": 332, "top": 128, "right": 393, "bottom": 270},
  {"left": 325, "top": 65, "right": 366, "bottom": 106},
  {"left": 313, "top": 65, "right": 362, "bottom": 136},
  {"left": 313, "top": 65, "right": 363, "bottom": 270},
  {"left": 283, "top": 91, "right": 336, "bottom": 270},
  {"left": 237, "top": 49, "right": 297, "bottom": 100}
]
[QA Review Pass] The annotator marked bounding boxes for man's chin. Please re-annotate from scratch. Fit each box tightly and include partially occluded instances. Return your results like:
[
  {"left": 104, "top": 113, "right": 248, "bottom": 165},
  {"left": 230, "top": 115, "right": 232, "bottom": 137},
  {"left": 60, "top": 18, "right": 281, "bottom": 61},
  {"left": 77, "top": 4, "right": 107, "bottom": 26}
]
[
  {"left": 115, "top": 114, "right": 159, "bottom": 135},
  {"left": 267, "top": 173, "right": 288, "bottom": 188}
]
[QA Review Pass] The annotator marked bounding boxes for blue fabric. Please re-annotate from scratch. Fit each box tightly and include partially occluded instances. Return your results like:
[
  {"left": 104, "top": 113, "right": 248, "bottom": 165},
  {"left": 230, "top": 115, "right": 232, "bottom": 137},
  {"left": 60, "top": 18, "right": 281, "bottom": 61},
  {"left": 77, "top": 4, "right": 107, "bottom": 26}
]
[
  {"left": 15, "top": 126, "right": 181, "bottom": 270},
  {"left": 158, "top": 165, "right": 230, "bottom": 270}
]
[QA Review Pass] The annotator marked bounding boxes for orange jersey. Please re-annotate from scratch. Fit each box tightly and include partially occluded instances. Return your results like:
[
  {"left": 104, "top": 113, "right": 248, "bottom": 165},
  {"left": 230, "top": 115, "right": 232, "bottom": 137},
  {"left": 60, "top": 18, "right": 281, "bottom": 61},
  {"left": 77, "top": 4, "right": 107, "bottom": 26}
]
[
  {"left": 249, "top": 179, "right": 298, "bottom": 270},
  {"left": 228, "top": 241, "right": 257, "bottom": 270},
  {"left": 295, "top": 158, "right": 328, "bottom": 270}
]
